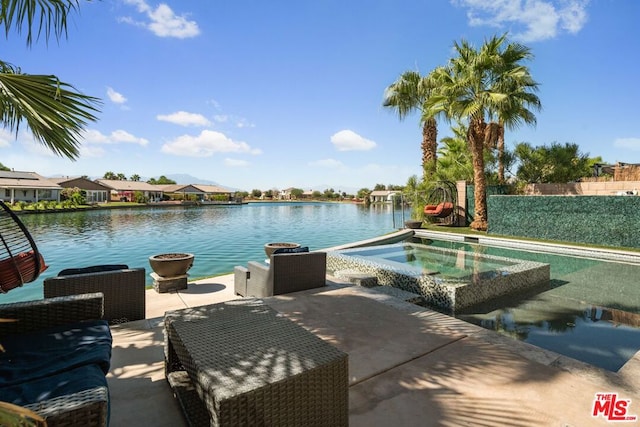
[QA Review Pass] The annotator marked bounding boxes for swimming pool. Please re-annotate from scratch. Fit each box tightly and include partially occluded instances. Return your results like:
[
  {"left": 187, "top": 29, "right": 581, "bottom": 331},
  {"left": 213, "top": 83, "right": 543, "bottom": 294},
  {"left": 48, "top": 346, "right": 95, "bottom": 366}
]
[
  {"left": 333, "top": 231, "right": 640, "bottom": 372},
  {"left": 327, "top": 243, "right": 550, "bottom": 311}
]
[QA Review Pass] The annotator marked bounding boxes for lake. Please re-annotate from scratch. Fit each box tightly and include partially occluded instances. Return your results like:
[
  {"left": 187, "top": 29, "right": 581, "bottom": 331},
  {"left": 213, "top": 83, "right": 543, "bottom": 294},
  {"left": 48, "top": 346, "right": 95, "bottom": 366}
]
[{"left": 3, "top": 202, "right": 407, "bottom": 303}]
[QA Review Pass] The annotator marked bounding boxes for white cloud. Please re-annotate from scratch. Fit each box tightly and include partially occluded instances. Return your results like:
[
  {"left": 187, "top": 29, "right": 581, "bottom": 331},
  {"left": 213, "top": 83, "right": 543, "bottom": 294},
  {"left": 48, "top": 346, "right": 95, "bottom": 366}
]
[
  {"left": 213, "top": 114, "right": 255, "bottom": 128},
  {"left": 0, "top": 128, "right": 13, "bottom": 148},
  {"left": 107, "top": 87, "right": 127, "bottom": 104},
  {"left": 121, "top": 0, "right": 200, "bottom": 39},
  {"left": 452, "top": 0, "right": 589, "bottom": 42},
  {"left": 614, "top": 137, "right": 640, "bottom": 151},
  {"left": 83, "top": 129, "right": 149, "bottom": 146},
  {"left": 330, "top": 130, "right": 377, "bottom": 152},
  {"left": 79, "top": 145, "right": 106, "bottom": 158},
  {"left": 161, "top": 130, "right": 262, "bottom": 157},
  {"left": 309, "top": 158, "right": 345, "bottom": 169},
  {"left": 208, "top": 99, "right": 222, "bottom": 110},
  {"left": 157, "top": 111, "right": 211, "bottom": 127},
  {"left": 235, "top": 118, "right": 255, "bottom": 129},
  {"left": 22, "top": 134, "right": 56, "bottom": 157},
  {"left": 224, "top": 158, "right": 250, "bottom": 167}
]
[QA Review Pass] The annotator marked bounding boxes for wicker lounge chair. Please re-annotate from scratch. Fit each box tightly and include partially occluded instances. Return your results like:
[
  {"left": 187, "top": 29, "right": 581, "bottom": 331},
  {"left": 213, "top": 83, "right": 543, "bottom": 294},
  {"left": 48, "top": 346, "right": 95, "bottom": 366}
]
[
  {"left": 44, "top": 266, "right": 146, "bottom": 323},
  {"left": 0, "top": 293, "right": 110, "bottom": 426},
  {"left": 234, "top": 251, "right": 327, "bottom": 297}
]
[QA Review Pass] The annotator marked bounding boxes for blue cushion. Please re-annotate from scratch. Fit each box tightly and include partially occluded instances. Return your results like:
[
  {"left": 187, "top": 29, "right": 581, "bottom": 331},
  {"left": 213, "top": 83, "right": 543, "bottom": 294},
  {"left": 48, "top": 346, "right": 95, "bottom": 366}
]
[
  {"left": 0, "top": 363, "right": 108, "bottom": 407},
  {"left": 0, "top": 319, "right": 112, "bottom": 387},
  {"left": 58, "top": 264, "right": 129, "bottom": 276},
  {"left": 273, "top": 246, "right": 310, "bottom": 254}
]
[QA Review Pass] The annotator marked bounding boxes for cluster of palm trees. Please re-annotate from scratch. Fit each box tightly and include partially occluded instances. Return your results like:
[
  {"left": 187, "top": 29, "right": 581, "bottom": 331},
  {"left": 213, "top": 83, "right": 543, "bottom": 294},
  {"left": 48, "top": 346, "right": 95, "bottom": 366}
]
[{"left": 384, "top": 34, "right": 541, "bottom": 231}]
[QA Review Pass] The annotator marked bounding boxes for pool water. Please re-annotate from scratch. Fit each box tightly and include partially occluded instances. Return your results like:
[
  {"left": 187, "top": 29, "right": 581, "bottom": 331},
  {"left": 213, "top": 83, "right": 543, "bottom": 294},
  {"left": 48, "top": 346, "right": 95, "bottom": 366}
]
[
  {"left": 328, "top": 243, "right": 549, "bottom": 312},
  {"left": 345, "top": 244, "right": 519, "bottom": 280},
  {"left": 411, "top": 237, "right": 640, "bottom": 372}
]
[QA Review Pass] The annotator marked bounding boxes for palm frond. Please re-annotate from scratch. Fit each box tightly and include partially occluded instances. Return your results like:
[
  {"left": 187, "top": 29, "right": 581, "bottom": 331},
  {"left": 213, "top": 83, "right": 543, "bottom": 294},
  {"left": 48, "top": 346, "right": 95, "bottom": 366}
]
[
  {"left": 0, "top": 71, "right": 101, "bottom": 159},
  {"left": 2, "top": 0, "right": 80, "bottom": 46}
]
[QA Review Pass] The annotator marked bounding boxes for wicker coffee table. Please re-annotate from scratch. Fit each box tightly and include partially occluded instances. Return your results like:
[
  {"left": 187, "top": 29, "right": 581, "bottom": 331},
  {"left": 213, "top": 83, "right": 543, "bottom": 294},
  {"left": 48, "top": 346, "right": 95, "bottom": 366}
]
[{"left": 164, "top": 299, "right": 348, "bottom": 427}]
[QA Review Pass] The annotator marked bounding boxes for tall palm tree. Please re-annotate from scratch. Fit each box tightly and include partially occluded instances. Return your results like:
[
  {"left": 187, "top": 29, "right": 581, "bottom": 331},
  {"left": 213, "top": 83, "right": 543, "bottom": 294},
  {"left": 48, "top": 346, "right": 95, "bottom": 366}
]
[
  {"left": 488, "top": 40, "right": 541, "bottom": 183},
  {"left": 427, "top": 34, "right": 540, "bottom": 231},
  {"left": 0, "top": 1, "right": 100, "bottom": 159},
  {"left": 383, "top": 70, "right": 438, "bottom": 178}
]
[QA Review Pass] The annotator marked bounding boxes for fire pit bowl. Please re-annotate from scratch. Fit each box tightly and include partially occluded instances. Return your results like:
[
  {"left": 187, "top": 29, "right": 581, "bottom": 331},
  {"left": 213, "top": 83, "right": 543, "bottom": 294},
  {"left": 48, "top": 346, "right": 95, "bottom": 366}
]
[
  {"left": 264, "top": 242, "right": 300, "bottom": 258},
  {"left": 149, "top": 253, "right": 194, "bottom": 277}
]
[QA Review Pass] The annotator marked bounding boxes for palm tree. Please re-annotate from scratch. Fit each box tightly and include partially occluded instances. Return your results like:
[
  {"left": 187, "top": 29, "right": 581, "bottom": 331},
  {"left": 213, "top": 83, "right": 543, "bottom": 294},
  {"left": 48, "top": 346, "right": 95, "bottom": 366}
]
[
  {"left": 0, "top": 1, "right": 100, "bottom": 159},
  {"left": 435, "top": 122, "right": 473, "bottom": 182},
  {"left": 383, "top": 70, "right": 438, "bottom": 178},
  {"left": 488, "top": 40, "right": 541, "bottom": 183},
  {"left": 427, "top": 34, "right": 540, "bottom": 230}
]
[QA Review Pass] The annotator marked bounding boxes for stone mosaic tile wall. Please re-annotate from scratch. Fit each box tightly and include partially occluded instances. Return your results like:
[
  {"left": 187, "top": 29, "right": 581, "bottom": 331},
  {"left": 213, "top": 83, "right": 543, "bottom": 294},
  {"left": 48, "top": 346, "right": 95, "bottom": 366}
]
[
  {"left": 327, "top": 246, "right": 549, "bottom": 312},
  {"left": 488, "top": 195, "right": 640, "bottom": 249}
]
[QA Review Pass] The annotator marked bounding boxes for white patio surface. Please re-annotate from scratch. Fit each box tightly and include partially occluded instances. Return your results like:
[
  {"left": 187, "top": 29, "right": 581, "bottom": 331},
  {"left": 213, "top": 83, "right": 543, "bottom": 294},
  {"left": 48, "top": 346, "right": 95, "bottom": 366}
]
[{"left": 107, "top": 274, "right": 640, "bottom": 426}]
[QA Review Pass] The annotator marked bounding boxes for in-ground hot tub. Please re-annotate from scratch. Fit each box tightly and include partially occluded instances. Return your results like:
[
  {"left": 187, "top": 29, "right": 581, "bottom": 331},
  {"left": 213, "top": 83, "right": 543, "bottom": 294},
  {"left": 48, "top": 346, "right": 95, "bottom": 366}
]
[{"left": 327, "top": 242, "right": 550, "bottom": 312}]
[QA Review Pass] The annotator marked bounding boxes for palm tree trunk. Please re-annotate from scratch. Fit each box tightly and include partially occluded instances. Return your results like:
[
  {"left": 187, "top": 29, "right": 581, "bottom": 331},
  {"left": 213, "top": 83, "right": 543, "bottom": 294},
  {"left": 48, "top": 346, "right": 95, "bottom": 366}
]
[
  {"left": 469, "top": 118, "right": 488, "bottom": 231},
  {"left": 421, "top": 118, "right": 438, "bottom": 179},
  {"left": 497, "top": 123, "right": 505, "bottom": 183}
]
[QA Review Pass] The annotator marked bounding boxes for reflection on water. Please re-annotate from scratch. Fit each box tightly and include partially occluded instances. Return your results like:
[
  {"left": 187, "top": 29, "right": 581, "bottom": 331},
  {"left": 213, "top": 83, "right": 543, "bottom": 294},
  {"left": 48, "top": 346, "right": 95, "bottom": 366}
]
[
  {"left": 5, "top": 203, "right": 405, "bottom": 304},
  {"left": 418, "top": 238, "right": 640, "bottom": 372}
]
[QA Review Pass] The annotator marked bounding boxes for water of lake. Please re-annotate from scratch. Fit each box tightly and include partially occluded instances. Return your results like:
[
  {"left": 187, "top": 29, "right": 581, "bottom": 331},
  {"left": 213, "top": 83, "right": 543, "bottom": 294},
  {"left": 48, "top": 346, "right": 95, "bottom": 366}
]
[{"left": 3, "top": 202, "right": 407, "bottom": 303}]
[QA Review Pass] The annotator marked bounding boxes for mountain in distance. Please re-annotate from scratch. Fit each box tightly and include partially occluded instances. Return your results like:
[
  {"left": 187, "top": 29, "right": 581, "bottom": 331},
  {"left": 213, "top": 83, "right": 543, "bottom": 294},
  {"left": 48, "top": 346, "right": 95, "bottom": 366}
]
[{"left": 164, "top": 174, "right": 219, "bottom": 186}]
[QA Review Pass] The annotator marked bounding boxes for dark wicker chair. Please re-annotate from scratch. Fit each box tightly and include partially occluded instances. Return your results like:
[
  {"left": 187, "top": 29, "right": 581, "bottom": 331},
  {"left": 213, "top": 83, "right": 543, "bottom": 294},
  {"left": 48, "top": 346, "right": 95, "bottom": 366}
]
[
  {"left": 0, "top": 293, "right": 110, "bottom": 426},
  {"left": 234, "top": 251, "right": 327, "bottom": 297},
  {"left": 44, "top": 267, "right": 146, "bottom": 323}
]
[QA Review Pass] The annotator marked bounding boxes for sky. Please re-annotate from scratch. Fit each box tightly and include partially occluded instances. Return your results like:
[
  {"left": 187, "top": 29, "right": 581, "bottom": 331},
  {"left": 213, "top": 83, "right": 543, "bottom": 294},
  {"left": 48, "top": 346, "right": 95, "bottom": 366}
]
[{"left": 2, "top": 0, "right": 639, "bottom": 193}]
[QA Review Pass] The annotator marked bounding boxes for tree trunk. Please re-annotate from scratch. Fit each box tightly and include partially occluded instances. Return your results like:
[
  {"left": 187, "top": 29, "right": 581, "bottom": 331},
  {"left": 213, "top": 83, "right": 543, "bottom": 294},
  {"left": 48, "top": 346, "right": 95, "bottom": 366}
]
[
  {"left": 468, "top": 118, "right": 488, "bottom": 231},
  {"left": 497, "top": 123, "right": 505, "bottom": 183},
  {"left": 421, "top": 118, "right": 438, "bottom": 179}
]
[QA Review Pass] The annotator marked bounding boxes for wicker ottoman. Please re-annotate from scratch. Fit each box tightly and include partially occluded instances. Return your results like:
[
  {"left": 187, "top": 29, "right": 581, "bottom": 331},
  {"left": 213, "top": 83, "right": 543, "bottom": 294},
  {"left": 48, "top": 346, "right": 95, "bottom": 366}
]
[{"left": 164, "top": 299, "right": 348, "bottom": 427}]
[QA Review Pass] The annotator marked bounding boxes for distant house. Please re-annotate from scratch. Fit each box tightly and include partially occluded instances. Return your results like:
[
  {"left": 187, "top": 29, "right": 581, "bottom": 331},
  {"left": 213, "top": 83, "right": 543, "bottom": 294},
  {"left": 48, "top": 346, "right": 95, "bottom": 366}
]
[
  {"left": 158, "top": 184, "right": 205, "bottom": 201},
  {"left": 0, "top": 170, "right": 62, "bottom": 204},
  {"left": 50, "top": 177, "right": 111, "bottom": 203},
  {"left": 96, "top": 179, "right": 163, "bottom": 202},
  {"left": 369, "top": 190, "right": 398, "bottom": 203},
  {"left": 279, "top": 188, "right": 294, "bottom": 200},
  {"left": 193, "top": 184, "right": 234, "bottom": 201}
]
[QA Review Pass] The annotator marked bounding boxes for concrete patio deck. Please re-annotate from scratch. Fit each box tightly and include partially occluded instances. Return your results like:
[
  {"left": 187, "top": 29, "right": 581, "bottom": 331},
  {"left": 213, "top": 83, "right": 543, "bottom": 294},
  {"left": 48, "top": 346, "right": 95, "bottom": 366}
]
[{"left": 107, "top": 274, "right": 640, "bottom": 426}]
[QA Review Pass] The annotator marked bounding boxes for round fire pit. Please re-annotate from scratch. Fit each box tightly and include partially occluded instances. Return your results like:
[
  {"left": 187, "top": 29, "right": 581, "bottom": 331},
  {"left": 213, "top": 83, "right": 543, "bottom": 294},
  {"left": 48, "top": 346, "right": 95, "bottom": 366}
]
[
  {"left": 149, "top": 253, "right": 194, "bottom": 277},
  {"left": 264, "top": 242, "right": 300, "bottom": 257},
  {"left": 404, "top": 220, "right": 423, "bottom": 229}
]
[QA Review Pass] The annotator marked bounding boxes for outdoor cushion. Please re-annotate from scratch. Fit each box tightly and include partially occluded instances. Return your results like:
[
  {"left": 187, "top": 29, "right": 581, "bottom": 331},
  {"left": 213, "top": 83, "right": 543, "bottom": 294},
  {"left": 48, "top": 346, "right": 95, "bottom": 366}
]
[
  {"left": 273, "top": 246, "right": 310, "bottom": 254},
  {"left": 0, "top": 319, "right": 112, "bottom": 387},
  {"left": 58, "top": 264, "right": 129, "bottom": 276},
  {"left": 0, "top": 363, "right": 108, "bottom": 407}
]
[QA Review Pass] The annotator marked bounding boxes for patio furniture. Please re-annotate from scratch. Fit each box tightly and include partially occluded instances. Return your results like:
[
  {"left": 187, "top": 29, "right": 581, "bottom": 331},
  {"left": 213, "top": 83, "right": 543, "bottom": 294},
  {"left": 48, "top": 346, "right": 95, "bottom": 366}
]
[
  {"left": 164, "top": 299, "right": 348, "bottom": 427},
  {"left": 0, "top": 293, "right": 111, "bottom": 427},
  {"left": 234, "top": 251, "right": 327, "bottom": 297},
  {"left": 44, "top": 266, "right": 146, "bottom": 323}
]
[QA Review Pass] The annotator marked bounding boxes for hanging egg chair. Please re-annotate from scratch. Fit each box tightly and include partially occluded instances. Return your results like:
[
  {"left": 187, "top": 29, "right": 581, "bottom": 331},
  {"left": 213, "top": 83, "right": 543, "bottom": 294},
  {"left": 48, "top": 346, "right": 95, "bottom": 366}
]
[
  {"left": 0, "top": 200, "right": 47, "bottom": 293},
  {"left": 423, "top": 181, "right": 457, "bottom": 224},
  {"left": 423, "top": 201, "right": 454, "bottom": 218}
]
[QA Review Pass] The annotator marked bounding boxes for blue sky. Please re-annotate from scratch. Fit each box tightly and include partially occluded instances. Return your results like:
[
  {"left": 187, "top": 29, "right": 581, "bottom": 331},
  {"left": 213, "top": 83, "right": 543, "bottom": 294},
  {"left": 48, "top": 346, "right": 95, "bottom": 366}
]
[{"left": 2, "top": 0, "right": 639, "bottom": 192}]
